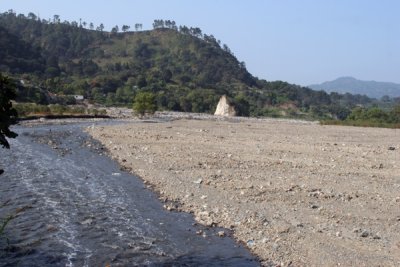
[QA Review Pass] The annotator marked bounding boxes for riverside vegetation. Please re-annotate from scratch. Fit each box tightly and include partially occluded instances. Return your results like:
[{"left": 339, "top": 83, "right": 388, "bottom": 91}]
[{"left": 0, "top": 10, "right": 399, "bottom": 125}]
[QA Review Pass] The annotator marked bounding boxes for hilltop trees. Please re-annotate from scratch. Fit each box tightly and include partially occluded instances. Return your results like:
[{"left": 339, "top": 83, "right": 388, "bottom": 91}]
[
  {"left": 134, "top": 23, "right": 143, "bottom": 31},
  {"left": 122, "top": 25, "right": 130, "bottom": 32},
  {"left": 152, "top": 19, "right": 177, "bottom": 30}
]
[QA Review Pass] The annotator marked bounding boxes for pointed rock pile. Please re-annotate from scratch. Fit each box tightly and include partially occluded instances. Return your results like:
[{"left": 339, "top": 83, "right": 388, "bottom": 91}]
[{"left": 214, "top": 95, "right": 236, "bottom": 116}]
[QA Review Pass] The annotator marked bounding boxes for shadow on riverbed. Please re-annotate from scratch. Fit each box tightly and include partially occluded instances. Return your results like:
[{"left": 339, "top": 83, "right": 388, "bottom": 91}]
[{"left": 0, "top": 121, "right": 259, "bottom": 266}]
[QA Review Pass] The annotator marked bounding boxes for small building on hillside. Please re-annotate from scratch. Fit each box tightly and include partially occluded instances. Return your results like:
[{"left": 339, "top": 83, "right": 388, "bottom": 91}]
[
  {"left": 214, "top": 95, "right": 236, "bottom": 116},
  {"left": 73, "top": 95, "right": 84, "bottom": 101}
]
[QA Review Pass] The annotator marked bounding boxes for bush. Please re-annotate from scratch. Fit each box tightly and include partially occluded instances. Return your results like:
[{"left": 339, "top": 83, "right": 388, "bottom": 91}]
[{"left": 133, "top": 92, "right": 157, "bottom": 116}]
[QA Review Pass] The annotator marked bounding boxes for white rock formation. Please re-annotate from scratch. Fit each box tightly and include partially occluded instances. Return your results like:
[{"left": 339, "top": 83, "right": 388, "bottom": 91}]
[{"left": 214, "top": 95, "right": 236, "bottom": 116}]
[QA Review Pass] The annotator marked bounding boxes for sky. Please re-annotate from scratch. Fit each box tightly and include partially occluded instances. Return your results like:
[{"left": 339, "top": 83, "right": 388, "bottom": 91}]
[{"left": 1, "top": 0, "right": 399, "bottom": 86}]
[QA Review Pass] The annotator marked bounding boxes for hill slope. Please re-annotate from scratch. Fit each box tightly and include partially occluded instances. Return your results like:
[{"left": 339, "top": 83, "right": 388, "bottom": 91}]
[
  {"left": 0, "top": 11, "right": 382, "bottom": 118},
  {"left": 0, "top": 25, "right": 45, "bottom": 74},
  {"left": 309, "top": 77, "right": 400, "bottom": 99}
]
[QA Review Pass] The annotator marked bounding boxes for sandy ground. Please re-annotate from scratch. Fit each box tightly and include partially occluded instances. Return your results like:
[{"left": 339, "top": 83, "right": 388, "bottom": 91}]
[{"left": 87, "top": 116, "right": 400, "bottom": 266}]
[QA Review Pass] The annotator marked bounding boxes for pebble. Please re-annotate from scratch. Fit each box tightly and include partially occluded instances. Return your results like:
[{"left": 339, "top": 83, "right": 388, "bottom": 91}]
[
  {"left": 361, "top": 230, "right": 369, "bottom": 238},
  {"left": 80, "top": 218, "right": 93, "bottom": 225},
  {"left": 247, "top": 240, "right": 255, "bottom": 247},
  {"left": 217, "top": 231, "right": 225, "bottom": 237},
  {"left": 194, "top": 178, "right": 203, "bottom": 184},
  {"left": 46, "top": 224, "right": 57, "bottom": 232}
]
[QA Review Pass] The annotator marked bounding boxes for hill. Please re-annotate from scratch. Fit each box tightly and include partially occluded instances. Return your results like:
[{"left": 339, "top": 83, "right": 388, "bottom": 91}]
[
  {"left": 309, "top": 77, "right": 400, "bottom": 99},
  {"left": 0, "top": 11, "right": 385, "bottom": 119},
  {"left": 0, "top": 25, "right": 45, "bottom": 74}
]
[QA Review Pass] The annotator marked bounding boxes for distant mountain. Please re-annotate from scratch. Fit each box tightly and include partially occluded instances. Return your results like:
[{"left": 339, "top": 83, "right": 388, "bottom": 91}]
[{"left": 308, "top": 77, "right": 400, "bottom": 99}]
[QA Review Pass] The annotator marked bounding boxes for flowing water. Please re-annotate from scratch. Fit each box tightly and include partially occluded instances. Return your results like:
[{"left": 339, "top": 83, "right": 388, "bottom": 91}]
[{"left": 0, "top": 122, "right": 259, "bottom": 266}]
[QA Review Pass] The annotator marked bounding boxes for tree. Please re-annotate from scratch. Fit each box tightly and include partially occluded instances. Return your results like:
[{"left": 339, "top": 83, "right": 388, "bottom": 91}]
[
  {"left": 152, "top": 19, "right": 164, "bottom": 29},
  {"left": 133, "top": 92, "right": 157, "bottom": 116},
  {"left": 27, "top": 12, "right": 37, "bottom": 20},
  {"left": 135, "top": 23, "right": 142, "bottom": 31},
  {"left": 111, "top": 25, "right": 119, "bottom": 34},
  {"left": 0, "top": 74, "right": 18, "bottom": 175},
  {"left": 97, "top": 23, "right": 104, "bottom": 32},
  {"left": 53, "top": 14, "right": 60, "bottom": 24},
  {"left": 122, "top": 25, "right": 130, "bottom": 32}
]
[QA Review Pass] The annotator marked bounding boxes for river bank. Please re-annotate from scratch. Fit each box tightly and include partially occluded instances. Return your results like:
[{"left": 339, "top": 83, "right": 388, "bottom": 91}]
[{"left": 88, "top": 116, "right": 400, "bottom": 266}]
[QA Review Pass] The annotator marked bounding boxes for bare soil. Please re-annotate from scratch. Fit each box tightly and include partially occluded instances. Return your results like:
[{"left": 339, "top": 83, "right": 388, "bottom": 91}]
[{"left": 87, "top": 116, "right": 400, "bottom": 266}]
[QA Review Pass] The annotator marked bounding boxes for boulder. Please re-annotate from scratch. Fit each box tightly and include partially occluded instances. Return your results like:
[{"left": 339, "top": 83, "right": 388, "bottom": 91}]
[{"left": 214, "top": 95, "right": 236, "bottom": 116}]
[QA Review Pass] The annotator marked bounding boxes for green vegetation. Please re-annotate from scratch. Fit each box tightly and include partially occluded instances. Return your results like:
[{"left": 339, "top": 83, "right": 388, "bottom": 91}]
[
  {"left": 0, "top": 10, "right": 399, "bottom": 124},
  {"left": 0, "top": 73, "right": 18, "bottom": 151},
  {"left": 14, "top": 103, "right": 106, "bottom": 118},
  {"left": 321, "top": 105, "right": 400, "bottom": 128},
  {"left": 132, "top": 92, "right": 157, "bottom": 116}
]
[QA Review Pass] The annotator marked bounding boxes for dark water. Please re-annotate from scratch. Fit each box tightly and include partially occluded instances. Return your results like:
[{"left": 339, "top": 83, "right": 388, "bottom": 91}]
[{"left": 0, "top": 122, "right": 259, "bottom": 266}]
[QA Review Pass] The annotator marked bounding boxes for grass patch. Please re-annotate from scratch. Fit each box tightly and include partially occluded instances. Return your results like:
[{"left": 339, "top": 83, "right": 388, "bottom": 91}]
[
  {"left": 14, "top": 103, "right": 107, "bottom": 118},
  {"left": 320, "top": 120, "right": 400, "bottom": 129}
]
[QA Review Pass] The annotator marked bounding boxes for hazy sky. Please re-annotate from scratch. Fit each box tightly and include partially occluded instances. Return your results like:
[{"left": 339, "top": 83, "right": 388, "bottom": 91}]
[{"left": 1, "top": 0, "right": 399, "bottom": 86}]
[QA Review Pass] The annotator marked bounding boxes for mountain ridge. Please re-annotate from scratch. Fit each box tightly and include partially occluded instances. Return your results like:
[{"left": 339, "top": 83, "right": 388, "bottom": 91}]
[{"left": 308, "top": 77, "right": 400, "bottom": 99}]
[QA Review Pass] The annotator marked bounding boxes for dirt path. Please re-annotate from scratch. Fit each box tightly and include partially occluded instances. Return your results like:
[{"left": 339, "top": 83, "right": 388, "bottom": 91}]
[{"left": 88, "top": 118, "right": 400, "bottom": 266}]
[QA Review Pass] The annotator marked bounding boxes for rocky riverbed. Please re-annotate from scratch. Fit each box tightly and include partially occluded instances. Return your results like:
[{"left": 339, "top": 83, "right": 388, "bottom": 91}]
[{"left": 88, "top": 116, "right": 400, "bottom": 266}]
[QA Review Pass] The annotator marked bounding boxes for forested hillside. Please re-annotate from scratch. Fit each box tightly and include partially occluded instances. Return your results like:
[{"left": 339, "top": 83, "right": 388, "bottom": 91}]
[{"left": 1, "top": 10, "right": 394, "bottom": 119}]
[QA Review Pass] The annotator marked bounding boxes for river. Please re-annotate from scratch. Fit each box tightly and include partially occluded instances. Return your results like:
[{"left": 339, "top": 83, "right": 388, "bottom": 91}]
[{"left": 0, "top": 121, "right": 258, "bottom": 266}]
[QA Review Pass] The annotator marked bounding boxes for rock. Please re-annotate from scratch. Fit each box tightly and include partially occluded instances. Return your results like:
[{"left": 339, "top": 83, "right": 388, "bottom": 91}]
[
  {"left": 80, "top": 218, "right": 93, "bottom": 225},
  {"left": 46, "top": 224, "right": 57, "bottom": 232},
  {"left": 247, "top": 240, "right": 255, "bottom": 247},
  {"left": 310, "top": 204, "right": 319, "bottom": 209},
  {"left": 373, "top": 234, "right": 381, "bottom": 240},
  {"left": 361, "top": 230, "right": 369, "bottom": 238},
  {"left": 388, "top": 147, "right": 396, "bottom": 150},
  {"left": 194, "top": 178, "right": 203, "bottom": 184},
  {"left": 217, "top": 231, "right": 226, "bottom": 237},
  {"left": 214, "top": 95, "right": 236, "bottom": 116},
  {"left": 195, "top": 211, "right": 215, "bottom": 226}
]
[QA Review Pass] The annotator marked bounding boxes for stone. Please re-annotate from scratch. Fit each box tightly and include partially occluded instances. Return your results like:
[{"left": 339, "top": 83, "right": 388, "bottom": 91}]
[
  {"left": 214, "top": 95, "right": 236, "bottom": 116},
  {"left": 46, "top": 224, "right": 57, "bottom": 232},
  {"left": 217, "top": 231, "right": 226, "bottom": 237},
  {"left": 80, "top": 218, "right": 93, "bottom": 225},
  {"left": 194, "top": 178, "right": 203, "bottom": 184},
  {"left": 361, "top": 230, "right": 369, "bottom": 238},
  {"left": 247, "top": 240, "right": 255, "bottom": 247}
]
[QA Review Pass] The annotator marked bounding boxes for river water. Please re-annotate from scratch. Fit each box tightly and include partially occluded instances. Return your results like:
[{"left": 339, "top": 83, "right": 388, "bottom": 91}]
[{"left": 0, "top": 121, "right": 259, "bottom": 266}]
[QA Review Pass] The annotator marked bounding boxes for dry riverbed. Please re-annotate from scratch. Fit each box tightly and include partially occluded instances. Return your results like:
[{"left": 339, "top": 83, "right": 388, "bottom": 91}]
[{"left": 87, "top": 117, "right": 400, "bottom": 266}]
